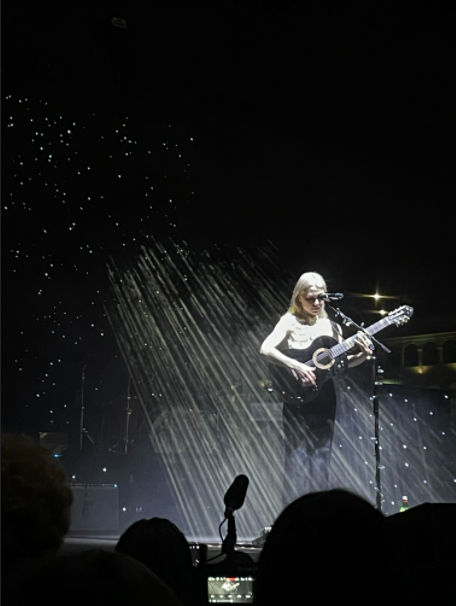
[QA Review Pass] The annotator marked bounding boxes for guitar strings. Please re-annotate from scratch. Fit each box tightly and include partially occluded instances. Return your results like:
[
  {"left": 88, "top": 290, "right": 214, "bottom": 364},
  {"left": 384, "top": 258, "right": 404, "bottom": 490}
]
[{"left": 311, "top": 309, "right": 407, "bottom": 366}]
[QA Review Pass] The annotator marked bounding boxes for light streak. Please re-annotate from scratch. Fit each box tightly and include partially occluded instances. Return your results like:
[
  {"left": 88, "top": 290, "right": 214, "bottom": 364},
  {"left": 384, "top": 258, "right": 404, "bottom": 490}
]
[{"left": 105, "top": 238, "right": 292, "bottom": 536}]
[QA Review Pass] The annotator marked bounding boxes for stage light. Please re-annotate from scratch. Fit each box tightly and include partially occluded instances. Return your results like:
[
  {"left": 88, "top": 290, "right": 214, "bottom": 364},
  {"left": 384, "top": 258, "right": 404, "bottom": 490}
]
[{"left": 345, "top": 292, "right": 401, "bottom": 300}]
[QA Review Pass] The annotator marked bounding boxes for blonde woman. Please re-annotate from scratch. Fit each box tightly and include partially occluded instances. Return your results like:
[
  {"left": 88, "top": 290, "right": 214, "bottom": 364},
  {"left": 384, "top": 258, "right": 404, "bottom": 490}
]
[{"left": 260, "top": 272, "right": 372, "bottom": 505}]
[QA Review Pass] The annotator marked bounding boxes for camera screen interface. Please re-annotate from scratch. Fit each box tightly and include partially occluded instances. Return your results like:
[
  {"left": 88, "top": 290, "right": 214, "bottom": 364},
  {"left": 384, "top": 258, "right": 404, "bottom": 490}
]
[{"left": 208, "top": 576, "right": 254, "bottom": 603}]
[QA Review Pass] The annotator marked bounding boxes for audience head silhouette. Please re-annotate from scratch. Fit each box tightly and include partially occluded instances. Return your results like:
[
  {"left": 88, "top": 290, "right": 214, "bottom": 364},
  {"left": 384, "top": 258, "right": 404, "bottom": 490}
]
[
  {"left": 116, "top": 517, "right": 193, "bottom": 604},
  {"left": 2, "top": 548, "right": 183, "bottom": 606},
  {"left": 255, "top": 489, "right": 400, "bottom": 605},
  {"left": 1, "top": 432, "right": 73, "bottom": 577}
]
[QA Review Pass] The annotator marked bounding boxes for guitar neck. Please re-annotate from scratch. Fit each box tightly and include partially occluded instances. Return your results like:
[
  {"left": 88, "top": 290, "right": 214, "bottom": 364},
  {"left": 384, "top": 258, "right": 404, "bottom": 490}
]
[{"left": 325, "top": 317, "right": 393, "bottom": 361}]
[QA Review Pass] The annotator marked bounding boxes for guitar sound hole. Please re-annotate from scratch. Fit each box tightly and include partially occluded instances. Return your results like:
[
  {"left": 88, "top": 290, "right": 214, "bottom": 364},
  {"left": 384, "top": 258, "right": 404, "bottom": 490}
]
[{"left": 316, "top": 352, "right": 332, "bottom": 366}]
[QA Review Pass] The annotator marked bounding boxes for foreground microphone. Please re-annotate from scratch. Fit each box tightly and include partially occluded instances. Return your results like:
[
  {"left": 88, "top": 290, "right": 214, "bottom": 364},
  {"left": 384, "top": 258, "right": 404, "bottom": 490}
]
[
  {"left": 317, "top": 292, "right": 344, "bottom": 301},
  {"left": 224, "top": 475, "right": 249, "bottom": 518}
]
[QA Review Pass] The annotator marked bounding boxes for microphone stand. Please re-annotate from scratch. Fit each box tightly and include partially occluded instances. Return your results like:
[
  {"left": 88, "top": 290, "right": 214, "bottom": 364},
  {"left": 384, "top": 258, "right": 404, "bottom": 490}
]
[
  {"left": 327, "top": 302, "right": 390, "bottom": 513},
  {"left": 372, "top": 360, "right": 384, "bottom": 512},
  {"left": 124, "top": 377, "right": 133, "bottom": 455},
  {"left": 79, "top": 364, "right": 86, "bottom": 451}
]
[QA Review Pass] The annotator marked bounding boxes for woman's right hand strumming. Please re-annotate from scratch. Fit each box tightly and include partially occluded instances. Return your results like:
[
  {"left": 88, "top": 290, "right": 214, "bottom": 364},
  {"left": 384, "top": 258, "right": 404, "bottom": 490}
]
[{"left": 291, "top": 363, "right": 316, "bottom": 386}]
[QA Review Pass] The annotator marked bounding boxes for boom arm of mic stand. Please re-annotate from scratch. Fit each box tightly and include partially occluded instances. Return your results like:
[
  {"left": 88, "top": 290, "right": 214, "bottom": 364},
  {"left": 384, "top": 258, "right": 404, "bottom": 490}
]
[{"left": 330, "top": 306, "right": 391, "bottom": 354}]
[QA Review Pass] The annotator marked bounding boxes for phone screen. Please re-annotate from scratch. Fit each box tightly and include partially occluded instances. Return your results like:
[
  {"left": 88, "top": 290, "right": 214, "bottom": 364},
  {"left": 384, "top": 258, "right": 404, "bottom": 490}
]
[
  {"left": 189, "top": 543, "right": 207, "bottom": 567},
  {"left": 207, "top": 576, "right": 254, "bottom": 603}
]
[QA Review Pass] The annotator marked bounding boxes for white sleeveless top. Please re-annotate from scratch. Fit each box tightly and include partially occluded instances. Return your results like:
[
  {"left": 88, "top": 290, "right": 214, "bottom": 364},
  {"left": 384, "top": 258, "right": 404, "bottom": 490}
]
[{"left": 281, "top": 314, "right": 339, "bottom": 350}]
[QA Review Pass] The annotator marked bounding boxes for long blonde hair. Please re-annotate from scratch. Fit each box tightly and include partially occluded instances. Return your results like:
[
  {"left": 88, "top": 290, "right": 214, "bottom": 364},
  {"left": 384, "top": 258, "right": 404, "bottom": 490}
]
[{"left": 288, "top": 272, "right": 329, "bottom": 322}]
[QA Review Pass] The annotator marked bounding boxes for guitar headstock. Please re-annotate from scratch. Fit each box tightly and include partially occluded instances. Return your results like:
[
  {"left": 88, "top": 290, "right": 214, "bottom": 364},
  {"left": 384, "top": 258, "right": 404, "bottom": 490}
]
[{"left": 387, "top": 305, "right": 414, "bottom": 326}]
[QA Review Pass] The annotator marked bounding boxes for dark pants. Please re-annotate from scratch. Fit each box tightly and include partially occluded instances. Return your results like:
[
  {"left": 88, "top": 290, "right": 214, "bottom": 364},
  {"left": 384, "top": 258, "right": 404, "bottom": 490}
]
[{"left": 282, "top": 380, "right": 337, "bottom": 508}]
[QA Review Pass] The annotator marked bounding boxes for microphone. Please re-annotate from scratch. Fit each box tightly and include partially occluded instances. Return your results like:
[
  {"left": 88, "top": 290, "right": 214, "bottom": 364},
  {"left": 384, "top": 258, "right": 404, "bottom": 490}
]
[
  {"left": 317, "top": 292, "right": 344, "bottom": 301},
  {"left": 223, "top": 475, "right": 249, "bottom": 518}
]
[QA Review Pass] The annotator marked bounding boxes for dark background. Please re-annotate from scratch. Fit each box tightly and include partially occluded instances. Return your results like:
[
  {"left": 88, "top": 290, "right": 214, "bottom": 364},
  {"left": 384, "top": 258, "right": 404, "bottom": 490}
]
[{"left": 2, "top": 3, "right": 455, "bottom": 436}]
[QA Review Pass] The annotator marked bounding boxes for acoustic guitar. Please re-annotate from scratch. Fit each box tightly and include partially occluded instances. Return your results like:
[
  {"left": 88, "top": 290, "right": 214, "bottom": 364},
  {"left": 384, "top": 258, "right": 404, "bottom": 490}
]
[{"left": 269, "top": 306, "right": 413, "bottom": 403}]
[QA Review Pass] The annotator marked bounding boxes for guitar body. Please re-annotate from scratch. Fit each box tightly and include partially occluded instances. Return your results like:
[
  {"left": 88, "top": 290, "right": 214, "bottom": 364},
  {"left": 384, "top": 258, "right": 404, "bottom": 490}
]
[
  {"left": 269, "top": 335, "right": 349, "bottom": 404},
  {"left": 268, "top": 305, "right": 413, "bottom": 404}
]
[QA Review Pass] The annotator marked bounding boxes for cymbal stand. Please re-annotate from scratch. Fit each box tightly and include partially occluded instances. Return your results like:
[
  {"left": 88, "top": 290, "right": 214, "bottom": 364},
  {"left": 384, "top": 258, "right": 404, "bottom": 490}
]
[
  {"left": 79, "top": 364, "right": 86, "bottom": 451},
  {"left": 124, "top": 377, "right": 133, "bottom": 454}
]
